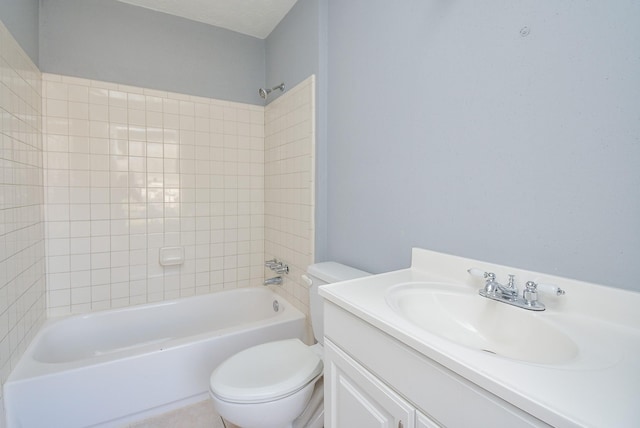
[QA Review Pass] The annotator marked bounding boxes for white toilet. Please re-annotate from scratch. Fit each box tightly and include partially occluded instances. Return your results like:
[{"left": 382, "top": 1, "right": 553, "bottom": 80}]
[{"left": 209, "top": 262, "right": 369, "bottom": 428}]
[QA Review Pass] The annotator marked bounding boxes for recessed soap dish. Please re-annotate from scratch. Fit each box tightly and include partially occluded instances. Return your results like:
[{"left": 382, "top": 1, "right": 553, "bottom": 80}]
[{"left": 159, "top": 246, "right": 184, "bottom": 266}]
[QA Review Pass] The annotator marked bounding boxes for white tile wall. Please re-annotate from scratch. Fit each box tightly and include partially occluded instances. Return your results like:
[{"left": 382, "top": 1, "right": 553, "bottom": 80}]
[
  {"left": 264, "top": 76, "right": 316, "bottom": 335},
  {"left": 0, "top": 21, "right": 46, "bottom": 419},
  {"left": 42, "top": 74, "right": 266, "bottom": 316}
]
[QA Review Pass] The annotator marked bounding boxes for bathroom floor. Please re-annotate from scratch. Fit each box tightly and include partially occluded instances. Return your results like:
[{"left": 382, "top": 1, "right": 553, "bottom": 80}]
[{"left": 126, "top": 399, "right": 239, "bottom": 428}]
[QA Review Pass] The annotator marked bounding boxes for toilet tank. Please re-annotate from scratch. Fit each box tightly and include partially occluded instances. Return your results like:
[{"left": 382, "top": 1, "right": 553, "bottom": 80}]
[{"left": 306, "top": 262, "right": 370, "bottom": 345}]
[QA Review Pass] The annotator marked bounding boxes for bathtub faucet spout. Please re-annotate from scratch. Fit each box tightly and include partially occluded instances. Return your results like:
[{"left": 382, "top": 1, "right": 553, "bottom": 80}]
[{"left": 264, "top": 276, "right": 282, "bottom": 286}]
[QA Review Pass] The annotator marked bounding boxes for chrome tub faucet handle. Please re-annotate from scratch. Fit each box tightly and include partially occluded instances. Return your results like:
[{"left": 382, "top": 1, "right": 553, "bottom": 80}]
[
  {"left": 265, "top": 258, "right": 289, "bottom": 274},
  {"left": 265, "top": 259, "right": 279, "bottom": 268}
]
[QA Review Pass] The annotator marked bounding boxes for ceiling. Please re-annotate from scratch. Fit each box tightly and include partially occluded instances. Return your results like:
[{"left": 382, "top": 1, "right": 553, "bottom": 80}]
[{"left": 116, "top": 0, "right": 298, "bottom": 39}]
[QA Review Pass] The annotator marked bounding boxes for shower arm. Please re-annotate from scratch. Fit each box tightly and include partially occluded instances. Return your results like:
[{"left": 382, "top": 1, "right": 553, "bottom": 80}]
[{"left": 259, "top": 83, "right": 285, "bottom": 99}]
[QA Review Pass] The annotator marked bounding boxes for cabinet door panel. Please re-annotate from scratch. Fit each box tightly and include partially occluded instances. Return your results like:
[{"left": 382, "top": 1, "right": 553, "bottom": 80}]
[
  {"left": 417, "top": 410, "right": 441, "bottom": 428},
  {"left": 325, "top": 340, "right": 414, "bottom": 428}
]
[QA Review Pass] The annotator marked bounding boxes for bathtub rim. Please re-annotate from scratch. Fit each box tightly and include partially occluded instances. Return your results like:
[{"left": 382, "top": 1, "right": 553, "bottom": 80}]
[{"left": 6, "top": 287, "right": 306, "bottom": 380}]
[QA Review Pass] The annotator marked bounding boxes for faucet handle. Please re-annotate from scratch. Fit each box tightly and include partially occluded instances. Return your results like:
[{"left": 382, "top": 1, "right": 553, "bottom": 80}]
[
  {"left": 537, "top": 283, "right": 566, "bottom": 296},
  {"left": 274, "top": 264, "right": 289, "bottom": 274},
  {"left": 468, "top": 269, "right": 498, "bottom": 293},
  {"left": 523, "top": 281, "right": 539, "bottom": 305},
  {"left": 468, "top": 268, "right": 493, "bottom": 279},
  {"left": 265, "top": 259, "right": 279, "bottom": 268}
]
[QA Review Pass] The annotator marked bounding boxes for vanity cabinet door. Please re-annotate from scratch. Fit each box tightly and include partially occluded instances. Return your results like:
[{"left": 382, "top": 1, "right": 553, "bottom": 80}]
[
  {"left": 325, "top": 340, "right": 415, "bottom": 428},
  {"left": 416, "top": 411, "right": 441, "bottom": 428}
]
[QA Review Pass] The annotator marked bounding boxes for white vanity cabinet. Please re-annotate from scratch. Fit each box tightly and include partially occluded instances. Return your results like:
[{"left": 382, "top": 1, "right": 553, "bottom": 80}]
[
  {"left": 320, "top": 248, "right": 640, "bottom": 427},
  {"left": 323, "top": 302, "right": 550, "bottom": 428},
  {"left": 325, "top": 339, "right": 439, "bottom": 428},
  {"left": 416, "top": 412, "right": 440, "bottom": 428}
]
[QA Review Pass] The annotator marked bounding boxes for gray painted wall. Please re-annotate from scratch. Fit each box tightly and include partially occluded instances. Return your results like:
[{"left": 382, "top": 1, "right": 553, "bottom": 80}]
[
  {"left": 326, "top": 0, "right": 640, "bottom": 291},
  {"left": 39, "top": 0, "right": 265, "bottom": 104},
  {"left": 266, "top": 0, "right": 328, "bottom": 261},
  {"left": 266, "top": 0, "right": 320, "bottom": 104},
  {"left": 6, "top": 0, "right": 638, "bottom": 291},
  {"left": 0, "top": 0, "right": 39, "bottom": 64}
]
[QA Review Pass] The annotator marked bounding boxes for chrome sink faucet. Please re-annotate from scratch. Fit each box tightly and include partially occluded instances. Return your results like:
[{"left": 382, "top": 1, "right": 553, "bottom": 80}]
[{"left": 468, "top": 268, "right": 565, "bottom": 311}]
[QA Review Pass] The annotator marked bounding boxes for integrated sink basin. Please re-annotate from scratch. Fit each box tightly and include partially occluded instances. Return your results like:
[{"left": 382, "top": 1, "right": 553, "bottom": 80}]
[{"left": 385, "top": 282, "right": 579, "bottom": 365}]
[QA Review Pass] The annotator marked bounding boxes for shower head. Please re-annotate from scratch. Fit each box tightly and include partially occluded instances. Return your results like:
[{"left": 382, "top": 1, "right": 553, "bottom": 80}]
[
  {"left": 258, "top": 83, "right": 285, "bottom": 99},
  {"left": 258, "top": 87, "right": 270, "bottom": 99}
]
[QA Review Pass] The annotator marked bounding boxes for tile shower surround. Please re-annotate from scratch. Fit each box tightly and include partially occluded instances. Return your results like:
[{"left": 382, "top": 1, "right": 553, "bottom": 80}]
[
  {"left": 0, "top": 21, "right": 46, "bottom": 411},
  {"left": 264, "top": 76, "right": 316, "bottom": 330},
  {"left": 41, "top": 73, "right": 315, "bottom": 318},
  {"left": 42, "top": 73, "right": 267, "bottom": 316}
]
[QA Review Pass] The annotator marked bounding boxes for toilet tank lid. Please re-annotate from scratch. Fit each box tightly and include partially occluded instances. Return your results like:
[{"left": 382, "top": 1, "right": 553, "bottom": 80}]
[{"left": 307, "top": 262, "right": 370, "bottom": 283}]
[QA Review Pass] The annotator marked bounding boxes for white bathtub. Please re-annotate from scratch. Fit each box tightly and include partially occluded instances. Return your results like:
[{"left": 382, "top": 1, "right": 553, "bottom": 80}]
[{"left": 4, "top": 288, "right": 306, "bottom": 428}]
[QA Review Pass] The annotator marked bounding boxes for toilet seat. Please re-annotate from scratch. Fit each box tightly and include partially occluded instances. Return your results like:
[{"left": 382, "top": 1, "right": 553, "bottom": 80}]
[{"left": 210, "top": 338, "right": 323, "bottom": 404}]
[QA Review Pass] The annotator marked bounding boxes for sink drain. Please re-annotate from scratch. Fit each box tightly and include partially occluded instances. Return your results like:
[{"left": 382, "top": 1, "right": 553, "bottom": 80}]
[{"left": 273, "top": 300, "right": 280, "bottom": 312}]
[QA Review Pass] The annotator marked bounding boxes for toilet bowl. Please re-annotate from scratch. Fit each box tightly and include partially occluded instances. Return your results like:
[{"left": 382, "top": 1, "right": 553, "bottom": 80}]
[{"left": 209, "top": 262, "right": 370, "bottom": 428}]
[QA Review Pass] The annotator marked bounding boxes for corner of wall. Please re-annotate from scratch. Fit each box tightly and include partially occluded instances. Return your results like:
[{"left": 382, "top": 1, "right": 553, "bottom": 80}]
[{"left": 0, "top": 16, "right": 46, "bottom": 409}]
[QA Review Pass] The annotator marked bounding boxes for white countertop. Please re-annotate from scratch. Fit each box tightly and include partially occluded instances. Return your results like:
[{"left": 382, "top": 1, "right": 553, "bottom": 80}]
[{"left": 319, "top": 248, "right": 640, "bottom": 428}]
